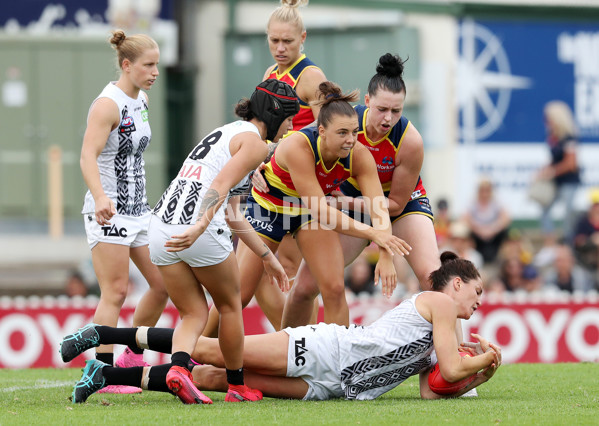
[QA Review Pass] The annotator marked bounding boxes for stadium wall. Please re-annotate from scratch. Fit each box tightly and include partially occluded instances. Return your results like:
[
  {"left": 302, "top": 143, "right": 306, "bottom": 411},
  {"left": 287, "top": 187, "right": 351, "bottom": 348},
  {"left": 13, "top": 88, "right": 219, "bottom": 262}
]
[{"left": 0, "top": 294, "right": 597, "bottom": 368}]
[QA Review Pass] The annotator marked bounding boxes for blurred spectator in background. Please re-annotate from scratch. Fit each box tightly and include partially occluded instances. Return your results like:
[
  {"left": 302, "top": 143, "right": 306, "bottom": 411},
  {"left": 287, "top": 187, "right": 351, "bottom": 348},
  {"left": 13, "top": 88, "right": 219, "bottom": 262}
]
[
  {"left": 463, "top": 177, "right": 511, "bottom": 265},
  {"left": 489, "top": 228, "right": 542, "bottom": 293},
  {"left": 572, "top": 188, "right": 599, "bottom": 287},
  {"left": 440, "top": 220, "right": 483, "bottom": 269},
  {"left": 64, "top": 271, "right": 90, "bottom": 297},
  {"left": 536, "top": 100, "right": 580, "bottom": 245},
  {"left": 434, "top": 198, "right": 451, "bottom": 249},
  {"left": 344, "top": 253, "right": 376, "bottom": 295},
  {"left": 490, "top": 256, "right": 541, "bottom": 293},
  {"left": 499, "top": 229, "right": 535, "bottom": 267},
  {"left": 543, "top": 243, "right": 593, "bottom": 293}
]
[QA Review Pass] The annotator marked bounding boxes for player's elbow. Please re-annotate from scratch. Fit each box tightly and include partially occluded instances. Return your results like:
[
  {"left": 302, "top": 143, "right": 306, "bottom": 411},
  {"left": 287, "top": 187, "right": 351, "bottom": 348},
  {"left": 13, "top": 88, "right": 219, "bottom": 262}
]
[{"left": 439, "top": 366, "right": 462, "bottom": 383}]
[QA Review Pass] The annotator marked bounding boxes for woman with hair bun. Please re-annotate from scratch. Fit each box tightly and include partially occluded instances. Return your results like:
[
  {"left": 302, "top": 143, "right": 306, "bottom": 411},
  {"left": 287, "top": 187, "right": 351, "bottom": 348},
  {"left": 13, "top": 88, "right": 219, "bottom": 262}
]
[
  {"left": 212, "top": 81, "right": 411, "bottom": 328},
  {"left": 264, "top": 0, "right": 326, "bottom": 129},
  {"left": 281, "top": 53, "right": 442, "bottom": 328},
  {"left": 69, "top": 79, "right": 297, "bottom": 405},
  {"left": 79, "top": 29, "right": 168, "bottom": 394},
  {"left": 63, "top": 252, "right": 501, "bottom": 402},
  {"left": 203, "top": 0, "right": 327, "bottom": 337},
  {"left": 246, "top": 0, "right": 328, "bottom": 332}
]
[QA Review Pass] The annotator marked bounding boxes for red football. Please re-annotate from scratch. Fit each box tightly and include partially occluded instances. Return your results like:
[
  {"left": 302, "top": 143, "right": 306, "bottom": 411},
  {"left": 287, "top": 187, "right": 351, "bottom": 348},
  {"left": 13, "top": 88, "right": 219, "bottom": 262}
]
[{"left": 428, "top": 352, "right": 477, "bottom": 395}]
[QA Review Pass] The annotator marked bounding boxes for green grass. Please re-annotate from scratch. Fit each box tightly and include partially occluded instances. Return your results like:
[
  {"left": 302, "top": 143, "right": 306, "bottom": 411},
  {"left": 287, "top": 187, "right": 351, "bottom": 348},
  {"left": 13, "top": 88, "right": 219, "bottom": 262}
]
[{"left": 1, "top": 364, "right": 597, "bottom": 425}]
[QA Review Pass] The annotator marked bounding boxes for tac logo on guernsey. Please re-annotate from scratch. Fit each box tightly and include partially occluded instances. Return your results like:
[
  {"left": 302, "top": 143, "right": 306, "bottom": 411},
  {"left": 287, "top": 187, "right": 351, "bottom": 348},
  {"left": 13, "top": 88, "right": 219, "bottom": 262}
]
[
  {"left": 101, "top": 225, "right": 128, "bottom": 237},
  {"left": 119, "top": 116, "right": 136, "bottom": 135},
  {"left": 294, "top": 338, "right": 308, "bottom": 366}
]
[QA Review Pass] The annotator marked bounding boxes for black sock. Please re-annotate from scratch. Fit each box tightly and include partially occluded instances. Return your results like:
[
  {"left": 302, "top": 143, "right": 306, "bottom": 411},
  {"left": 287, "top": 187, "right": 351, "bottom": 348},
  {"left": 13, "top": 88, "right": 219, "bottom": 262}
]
[
  {"left": 128, "top": 345, "right": 144, "bottom": 355},
  {"left": 171, "top": 351, "right": 191, "bottom": 369},
  {"left": 96, "top": 352, "right": 113, "bottom": 365},
  {"left": 96, "top": 326, "right": 137, "bottom": 347},
  {"left": 103, "top": 366, "right": 143, "bottom": 388},
  {"left": 148, "top": 364, "right": 173, "bottom": 394},
  {"left": 226, "top": 368, "right": 244, "bottom": 386},
  {"left": 146, "top": 328, "right": 174, "bottom": 354}
]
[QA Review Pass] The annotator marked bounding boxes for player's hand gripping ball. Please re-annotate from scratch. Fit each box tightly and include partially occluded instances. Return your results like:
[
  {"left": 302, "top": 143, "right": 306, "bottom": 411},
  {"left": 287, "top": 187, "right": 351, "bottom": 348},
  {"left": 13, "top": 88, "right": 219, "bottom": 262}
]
[{"left": 428, "top": 352, "right": 477, "bottom": 395}]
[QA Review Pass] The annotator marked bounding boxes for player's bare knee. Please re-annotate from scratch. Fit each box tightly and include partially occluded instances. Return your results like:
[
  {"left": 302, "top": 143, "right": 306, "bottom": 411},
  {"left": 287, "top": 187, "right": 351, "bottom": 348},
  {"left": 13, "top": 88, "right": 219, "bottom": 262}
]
[
  {"left": 101, "top": 285, "right": 128, "bottom": 306},
  {"left": 319, "top": 279, "right": 346, "bottom": 301}
]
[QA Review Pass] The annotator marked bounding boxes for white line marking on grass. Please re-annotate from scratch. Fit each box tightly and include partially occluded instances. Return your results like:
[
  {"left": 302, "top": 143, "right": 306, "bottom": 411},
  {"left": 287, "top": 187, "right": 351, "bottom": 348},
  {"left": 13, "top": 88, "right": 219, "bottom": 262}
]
[{"left": 0, "top": 380, "right": 73, "bottom": 393}]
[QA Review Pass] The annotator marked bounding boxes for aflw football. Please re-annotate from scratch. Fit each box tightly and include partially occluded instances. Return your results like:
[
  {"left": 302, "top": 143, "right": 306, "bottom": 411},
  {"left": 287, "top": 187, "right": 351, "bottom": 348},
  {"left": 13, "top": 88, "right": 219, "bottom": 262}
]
[{"left": 428, "top": 352, "right": 477, "bottom": 395}]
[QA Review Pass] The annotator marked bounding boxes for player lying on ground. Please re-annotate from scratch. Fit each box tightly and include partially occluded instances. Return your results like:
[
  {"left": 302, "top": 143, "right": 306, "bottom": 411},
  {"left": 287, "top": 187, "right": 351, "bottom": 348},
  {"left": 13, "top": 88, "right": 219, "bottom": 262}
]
[{"left": 61, "top": 251, "right": 501, "bottom": 403}]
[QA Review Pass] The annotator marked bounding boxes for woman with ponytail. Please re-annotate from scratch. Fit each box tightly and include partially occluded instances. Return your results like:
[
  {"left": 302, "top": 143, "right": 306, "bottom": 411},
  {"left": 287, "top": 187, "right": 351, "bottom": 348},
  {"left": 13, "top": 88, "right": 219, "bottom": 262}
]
[
  {"left": 69, "top": 79, "right": 297, "bottom": 404},
  {"left": 230, "top": 0, "right": 328, "bottom": 334},
  {"left": 207, "top": 80, "right": 411, "bottom": 331},
  {"left": 281, "top": 53, "right": 442, "bottom": 328}
]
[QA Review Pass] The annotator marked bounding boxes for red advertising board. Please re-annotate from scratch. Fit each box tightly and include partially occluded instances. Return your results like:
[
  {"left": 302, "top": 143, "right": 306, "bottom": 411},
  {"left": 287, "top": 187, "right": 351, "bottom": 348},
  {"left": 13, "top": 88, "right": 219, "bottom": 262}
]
[{"left": 0, "top": 295, "right": 597, "bottom": 368}]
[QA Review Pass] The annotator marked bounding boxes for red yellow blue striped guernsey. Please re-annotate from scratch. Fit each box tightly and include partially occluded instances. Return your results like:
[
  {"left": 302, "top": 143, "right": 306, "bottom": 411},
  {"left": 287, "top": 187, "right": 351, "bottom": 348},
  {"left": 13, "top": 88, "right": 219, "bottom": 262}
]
[
  {"left": 266, "top": 54, "right": 321, "bottom": 130},
  {"left": 340, "top": 105, "right": 427, "bottom": 199},
  {"left": 251, "top": 126, "right": 353, "bottom": 215}
]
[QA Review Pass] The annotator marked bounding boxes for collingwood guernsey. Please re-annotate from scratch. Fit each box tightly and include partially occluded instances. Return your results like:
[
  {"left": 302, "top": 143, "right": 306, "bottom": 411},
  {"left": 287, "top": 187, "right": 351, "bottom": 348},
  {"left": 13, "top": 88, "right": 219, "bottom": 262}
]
[
  {"left": 152, "top": 121, "right": 258, "bottom": 228},
  {"left": 336, "top": 292, "right": 435, "bottom": 399},
  {"left": 82, "top": 82, "right": 151, "bottom": 217}
]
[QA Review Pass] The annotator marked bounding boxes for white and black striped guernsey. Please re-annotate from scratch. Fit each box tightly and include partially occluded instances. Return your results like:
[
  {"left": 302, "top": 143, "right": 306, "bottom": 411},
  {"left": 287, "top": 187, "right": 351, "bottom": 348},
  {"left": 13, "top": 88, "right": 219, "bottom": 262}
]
[
  {"left": 336, "top": 292, "right": 435, "bottom": 400},
  {"left": 153, "top": 120, "right": 259, "bottom": 228},
  {"left": 82, "top": 82, "right": 151, "bottom": 217}
]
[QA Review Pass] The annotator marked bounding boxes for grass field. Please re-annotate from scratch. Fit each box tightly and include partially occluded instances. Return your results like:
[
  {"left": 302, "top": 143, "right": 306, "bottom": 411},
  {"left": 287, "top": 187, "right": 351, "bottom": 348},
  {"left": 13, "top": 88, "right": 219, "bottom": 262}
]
[{"left": 1, "top": 363, "right": 597, "bottom": 425}]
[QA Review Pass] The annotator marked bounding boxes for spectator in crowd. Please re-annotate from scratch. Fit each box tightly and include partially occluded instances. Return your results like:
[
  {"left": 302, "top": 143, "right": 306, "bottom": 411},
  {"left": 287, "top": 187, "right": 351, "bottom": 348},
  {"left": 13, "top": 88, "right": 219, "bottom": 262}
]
[
  {"left": 572, "top": 189, "right": 599, "bottom": 285},
  {"left": 498, "top": 228, "right": 535, "bottom": 268},
  {"left": 489, "top": 256, "right": 541, "bottom": 293},
  {"left": 344, "top": 253, "right": 376, "bottom": 296},
  {"left": 434, "top": 198, "right": 452, "bottom": 249},
  {"left": 463, "top": 178, "right": 511, "bottom": 265},
  {"left": 536, "top": 100, "right": 581, "bottom": 244},
  {"left": 440, "top": 220, "right": 483, "bottom": 270},
  {"left": 64, "top": 271, "right": 90, "bottom": 298},
  {"left": 544, "top": 243, "right": 594, "bottom": 293}
]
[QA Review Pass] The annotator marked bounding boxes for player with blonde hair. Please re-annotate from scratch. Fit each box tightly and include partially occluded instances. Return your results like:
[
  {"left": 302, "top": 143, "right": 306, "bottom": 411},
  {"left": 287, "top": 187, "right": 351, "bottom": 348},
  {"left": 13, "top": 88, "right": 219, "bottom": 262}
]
[{"left": 80, "top": 29, "right": 168, "bottom": 394}]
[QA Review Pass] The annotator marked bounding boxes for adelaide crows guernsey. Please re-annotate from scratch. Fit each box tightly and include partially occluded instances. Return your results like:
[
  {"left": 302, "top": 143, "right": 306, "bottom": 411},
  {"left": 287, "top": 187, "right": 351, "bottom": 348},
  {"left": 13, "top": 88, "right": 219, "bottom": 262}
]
[
  {"left": 340, "top": 105, "right": 427, "bottom": 200},
  {"left": 82, "top": 82, "right": 151, "bottom": 217},
  {"left": 251, "top": 126, "right": 352, "bottom": 216},
  {"left": 267, "top": 54, "right": 321, "bottom": 130}
]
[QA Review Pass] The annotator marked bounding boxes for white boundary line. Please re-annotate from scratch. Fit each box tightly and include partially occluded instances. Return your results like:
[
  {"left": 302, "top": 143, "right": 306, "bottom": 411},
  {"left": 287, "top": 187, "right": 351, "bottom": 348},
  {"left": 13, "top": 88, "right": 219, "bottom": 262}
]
[{"left": 0, "top": 380, "right": 73, "bottom": 393}]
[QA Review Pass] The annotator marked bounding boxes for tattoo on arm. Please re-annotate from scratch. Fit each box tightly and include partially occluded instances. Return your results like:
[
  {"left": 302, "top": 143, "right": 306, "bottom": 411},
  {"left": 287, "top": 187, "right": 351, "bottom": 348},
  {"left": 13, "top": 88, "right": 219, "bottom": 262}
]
[
  {"left": 197, "top": 189, "right": 220, "bottom": 220},
  {"left": 264, "top": 142, "right": 279, "bottom": 163},
  {"left": 260, "top": 243, "right": 271, "bottom": 258}
]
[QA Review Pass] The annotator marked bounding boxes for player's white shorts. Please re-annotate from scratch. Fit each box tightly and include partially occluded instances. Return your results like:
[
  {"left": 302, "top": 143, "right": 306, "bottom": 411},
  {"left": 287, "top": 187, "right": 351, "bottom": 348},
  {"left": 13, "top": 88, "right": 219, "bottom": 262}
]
[
  {"left": 284, "top": 323, "right": 343, "bottom": 401},
  {"left": 147, "top": 215, "right": 233, "bottom": 267},
  {"left": 83, "top": 211, "right": 151, "bottom": 250}
]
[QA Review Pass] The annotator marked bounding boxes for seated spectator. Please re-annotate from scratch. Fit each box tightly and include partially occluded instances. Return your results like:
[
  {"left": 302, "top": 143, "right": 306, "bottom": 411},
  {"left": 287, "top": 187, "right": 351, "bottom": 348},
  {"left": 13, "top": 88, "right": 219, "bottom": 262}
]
[
  {"left": 463, "top": 178, "right": 511, "bottom": 264},
  {"left": 544, "top": 243, "right": 593, "bottom": 293},
  {"left": 440, "top": 220, "right": 484, "bottom": 269},
  {"left": 64, "top": 271, "right": 89, "bottom": 297},
  {"left": 344, "top": 254, "right": 376, "bottom": 295},
  {"left": 434, "top": 198, "right": 452, "bottom": 248},
  {"left": 572, "top": 189, "right": 599, "bottom": 280},
  {"left": 498, "top": 228, "right": 535, "bottom": 267},
  {"left": 521, "top": 263, "right": 543, "bottom": 293},
  {"left": 489, "top": 257, "right": 541, "bottom": 293}
]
